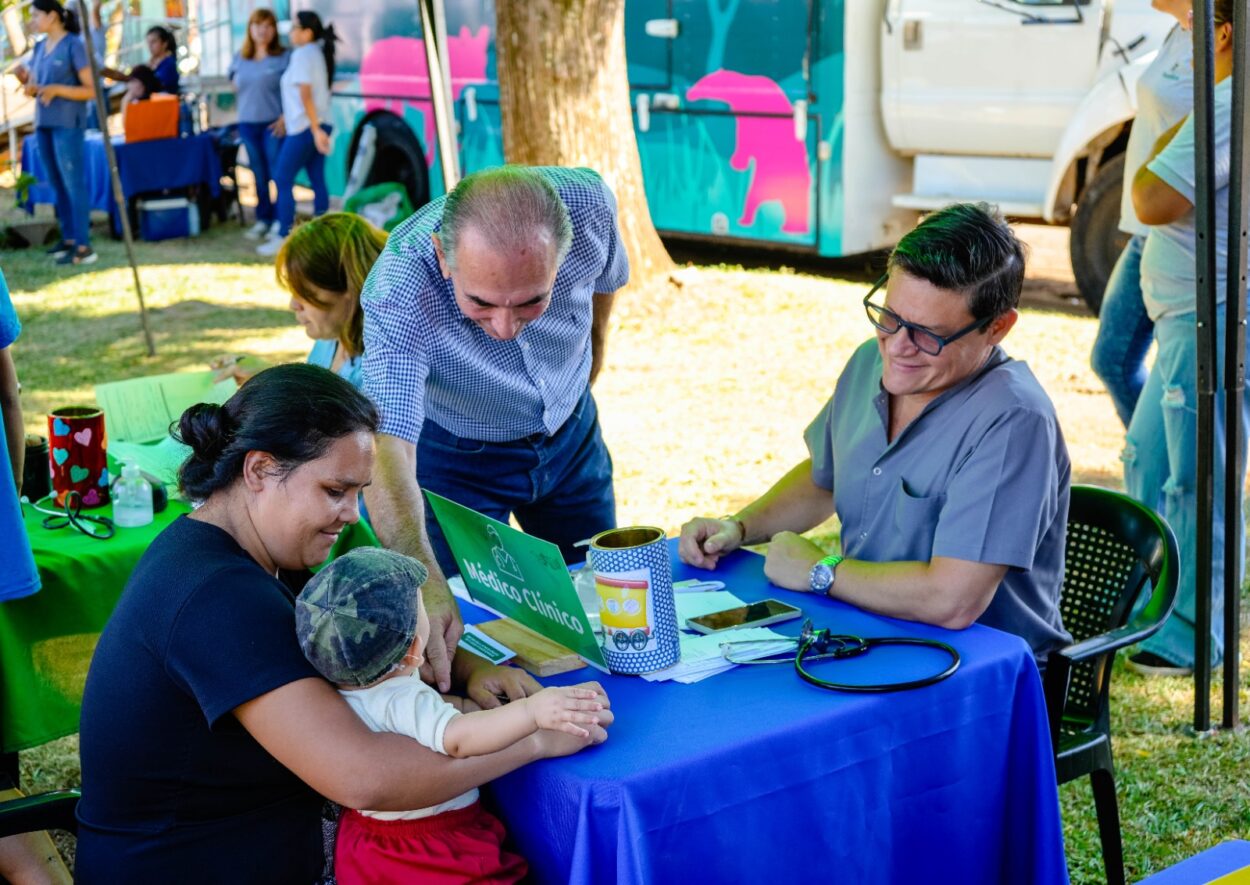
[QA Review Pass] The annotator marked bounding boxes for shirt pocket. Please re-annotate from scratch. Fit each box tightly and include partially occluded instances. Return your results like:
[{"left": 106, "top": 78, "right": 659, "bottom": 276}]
[{"left": 892, "top": 478, "right": 945, "bottom": 561}]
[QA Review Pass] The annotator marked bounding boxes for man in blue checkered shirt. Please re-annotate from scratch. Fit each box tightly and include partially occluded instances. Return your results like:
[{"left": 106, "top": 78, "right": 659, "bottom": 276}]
[{"left": 360, "top": 165, "right": 629, "bottom": 691}]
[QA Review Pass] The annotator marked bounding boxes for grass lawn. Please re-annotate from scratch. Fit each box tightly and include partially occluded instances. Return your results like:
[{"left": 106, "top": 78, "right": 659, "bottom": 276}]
[{"left": 3, "top": 211, "right": 1249, "bottom": 882}]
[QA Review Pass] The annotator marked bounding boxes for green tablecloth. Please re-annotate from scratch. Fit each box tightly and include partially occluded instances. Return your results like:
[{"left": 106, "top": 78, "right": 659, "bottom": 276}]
[
  {"left": 1, "top": 502, "right": 379, "bottom": 753},
  {"left": 1, "top": 501, "right": 190, "bottom": 753}
]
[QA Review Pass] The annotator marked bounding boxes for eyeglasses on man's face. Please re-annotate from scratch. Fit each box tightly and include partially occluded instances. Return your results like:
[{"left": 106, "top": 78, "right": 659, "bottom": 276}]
[{"left": 862, "top": 275, "right": 992, "bottom": 357}]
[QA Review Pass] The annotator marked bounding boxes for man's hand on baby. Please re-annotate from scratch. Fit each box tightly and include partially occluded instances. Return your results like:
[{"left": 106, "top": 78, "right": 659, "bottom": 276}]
[{"left": 525, "top": 685, "right": 607, "bottom": 738}]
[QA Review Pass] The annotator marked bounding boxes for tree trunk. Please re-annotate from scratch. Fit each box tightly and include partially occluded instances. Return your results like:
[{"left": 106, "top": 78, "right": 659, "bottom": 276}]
[{"left": 495, "top": 0, "right": 673, "bottom": 287}]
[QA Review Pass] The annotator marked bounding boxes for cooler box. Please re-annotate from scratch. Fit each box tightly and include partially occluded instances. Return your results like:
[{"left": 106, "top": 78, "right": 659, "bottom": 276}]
[
  {"left": 123, "top": 94, "right": 180, "bottom": 143},
  {"left": 137, "top": 197, "right": 200, "bottom": 241}
]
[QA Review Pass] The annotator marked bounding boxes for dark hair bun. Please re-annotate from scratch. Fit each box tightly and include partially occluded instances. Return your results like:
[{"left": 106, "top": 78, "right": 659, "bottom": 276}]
[
  {"left": 176, "top": 402, "right": 234, "bottom": 460},
  {"left": 173, "top": 365, "right": 378, "bottom": 502}
]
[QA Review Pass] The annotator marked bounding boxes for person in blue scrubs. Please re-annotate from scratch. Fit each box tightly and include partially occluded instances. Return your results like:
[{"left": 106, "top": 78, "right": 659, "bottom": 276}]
[
  {"left": 211, "top": 212, "right": 386, "bottom": 390},
  {"left": 230, "top": 8, "right": 288, "bottom": 241},
  {"left": 100, "top": 24, "right": 179, "bottom": 95},
  {"left": 16, "top": 0, "right": 97, "bottom": 266},
  {"left": 680, "top": 203, "right": 1072, "bottom": 666}
]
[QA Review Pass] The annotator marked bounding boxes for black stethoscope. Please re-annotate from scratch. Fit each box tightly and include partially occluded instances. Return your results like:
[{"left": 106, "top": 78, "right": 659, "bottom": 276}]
[
  {"left": 23, "top": 491, "right": 116, "bottom": 540},
  {"left": 723, "top": 619, "right": 961, "bottom": 692}
]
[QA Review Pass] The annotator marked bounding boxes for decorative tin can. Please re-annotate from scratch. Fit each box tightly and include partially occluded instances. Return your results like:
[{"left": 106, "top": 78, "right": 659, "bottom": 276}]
[
  {"left": 588, "top": 526, "right": 680, "bottom": 674},
  {"left": 47, "top": 407, "right": 109, "bottom": 509}
]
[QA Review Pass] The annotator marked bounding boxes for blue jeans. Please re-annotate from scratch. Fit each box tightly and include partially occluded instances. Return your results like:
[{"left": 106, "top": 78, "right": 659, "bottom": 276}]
[
  {"left": 238, "top": 121, "right": 281, "bottom": 224},
  {"left": 418, "top": 387, "right": 616, "bottom": 576},
  {"left": 36, "top": 126, "right": 90, "bottom": 248},
  {"left": 1091, "top": 235, "right": 1154, "bottom": 428},
  {"left": 1124, "top": 306, "right": 1250, "bottom": 667},
  {"left": 274, "top": 124, "right": 330, "bottom": 236}
]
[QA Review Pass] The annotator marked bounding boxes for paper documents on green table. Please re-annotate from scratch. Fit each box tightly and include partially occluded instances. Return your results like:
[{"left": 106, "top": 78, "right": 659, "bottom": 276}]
[
  {"left": 642, "top": 627, "right": 793, "bottom": 684},
  {"left": 95, "top": 371, "right": 234, "bottom": 444},
  {"left": 108, "top": 436, "right": 193, "bottom": 488}
]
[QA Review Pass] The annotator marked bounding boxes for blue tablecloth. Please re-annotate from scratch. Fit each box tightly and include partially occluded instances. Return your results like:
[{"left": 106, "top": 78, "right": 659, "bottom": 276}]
[
  {"left": 20, "top": 131, "right": 112, "bottom": 214},
  {"left": 20, "top": 131, "right": 220, "bottom": 232},
  {"left": 469, "top": 541, "right": 1069, "bottom": 884}
]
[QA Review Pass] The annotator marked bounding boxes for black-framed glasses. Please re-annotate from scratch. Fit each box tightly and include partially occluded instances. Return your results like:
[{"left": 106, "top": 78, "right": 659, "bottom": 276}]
[{"left": 862, "top": 275, "right": 991, "bottom": 357}]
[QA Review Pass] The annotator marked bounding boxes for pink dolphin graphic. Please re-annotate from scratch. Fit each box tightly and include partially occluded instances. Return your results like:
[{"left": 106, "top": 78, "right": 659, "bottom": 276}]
[
  {"left": 359, "top": 27, "right": 491, "bottom": 164},
  {"left": 686, "top": 69, "right": 811, "bottom": 234}
]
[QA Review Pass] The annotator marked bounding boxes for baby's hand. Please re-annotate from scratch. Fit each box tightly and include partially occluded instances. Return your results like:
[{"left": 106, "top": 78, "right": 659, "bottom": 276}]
[{"left": 525, "top": 686, "right": 604, "bottom": 738}]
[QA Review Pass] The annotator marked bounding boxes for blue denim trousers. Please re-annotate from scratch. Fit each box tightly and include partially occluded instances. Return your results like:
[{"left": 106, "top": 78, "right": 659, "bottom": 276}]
[
  {"left": 1091, "top": 235, "right": 1154, "bottom": 428},
  {"left": 417, "top": 387, "right": 616, "bottom": 576},
  {"left": 274, "top": 124, "right": 331, "bottom": 235},
  {"left": 1124, "top": 306, "right": 1250, "bottom": 667},
  {"left": 36, "top": 126, "right": 90, "bottom": 247},
  {"left": 237, "top": 121, "right": 281, "bottom": 223}
]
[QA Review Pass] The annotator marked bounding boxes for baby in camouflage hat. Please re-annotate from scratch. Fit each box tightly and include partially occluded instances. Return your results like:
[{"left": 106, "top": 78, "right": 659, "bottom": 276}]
[{"left": 296, "top": 547, "right": 606, "bottom": 882}]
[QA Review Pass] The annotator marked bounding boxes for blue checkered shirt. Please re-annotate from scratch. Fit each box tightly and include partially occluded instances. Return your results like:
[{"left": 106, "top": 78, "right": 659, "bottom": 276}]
[{"left": 361, "top": 167, "right": 630, "bottom": 443}]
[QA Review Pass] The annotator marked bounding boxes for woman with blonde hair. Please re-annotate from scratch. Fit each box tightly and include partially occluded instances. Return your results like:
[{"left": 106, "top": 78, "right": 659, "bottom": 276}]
[
  {"left": 212, "top": 212, "right": 387, "bottom": 389},
  {"left": 229, "top": 8, "right": 288, "bottom": 240}
]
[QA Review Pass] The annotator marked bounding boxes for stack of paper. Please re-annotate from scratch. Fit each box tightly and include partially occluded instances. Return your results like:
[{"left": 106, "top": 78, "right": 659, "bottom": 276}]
[{"left": 642, "top": 627, "right": 793, "bottom": 684}]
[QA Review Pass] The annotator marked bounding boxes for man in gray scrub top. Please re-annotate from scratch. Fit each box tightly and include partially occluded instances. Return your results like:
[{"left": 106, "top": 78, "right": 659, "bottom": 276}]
[{"left": 679, "top": 202, "right": 1071, "bottom": 664}]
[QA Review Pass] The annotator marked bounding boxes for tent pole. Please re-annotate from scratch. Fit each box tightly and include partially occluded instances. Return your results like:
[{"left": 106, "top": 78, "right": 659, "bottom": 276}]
[
  {"left": 1193, "top": 0, "right": 1218, "bottom": 732},
  {"left": 76, "top": 0, "right": 155, "bottom": 357},
  {"left": 418, "top": 0, "right": 460, "bottom": 192},
  {"left": 1223, "top": 0, "right": 1249, "bottom": 730}
]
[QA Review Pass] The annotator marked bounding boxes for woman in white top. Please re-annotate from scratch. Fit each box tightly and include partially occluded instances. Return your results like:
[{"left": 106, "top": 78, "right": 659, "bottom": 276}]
[
  {"left": 259, "top": 10, "right": 336, "bottom": 256},
  {"left": 1089, "top": 0, "right": 1193, "bottom": 428},
  {"left": 1125, "top": 0, "right": 1241, "bottom": 676}
]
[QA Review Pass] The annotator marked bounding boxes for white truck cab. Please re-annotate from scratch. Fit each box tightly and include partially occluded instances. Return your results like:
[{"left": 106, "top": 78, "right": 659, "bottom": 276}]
[{"left": 879, "top": 0, "right": 1174, "bottom": 309}]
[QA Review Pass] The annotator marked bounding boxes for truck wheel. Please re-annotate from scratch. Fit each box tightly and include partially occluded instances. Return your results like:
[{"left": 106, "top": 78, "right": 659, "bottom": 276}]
[
  {"left": 349, "top": 113, "right": 430, "bottom": 211},
  {"left": 1070, "top": 153, "right": 1130, "bottom": 316}
]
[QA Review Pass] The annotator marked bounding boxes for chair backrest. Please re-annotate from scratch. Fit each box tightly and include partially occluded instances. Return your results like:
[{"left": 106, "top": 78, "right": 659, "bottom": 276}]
[{"left": 1058, "top": 485, "right": 1179, "bottom": 733}]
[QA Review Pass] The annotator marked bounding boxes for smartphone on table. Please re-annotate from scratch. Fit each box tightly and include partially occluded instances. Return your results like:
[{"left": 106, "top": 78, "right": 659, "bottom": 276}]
[{"left": 685, "top": 599, "right": 802, "bottom": 634}]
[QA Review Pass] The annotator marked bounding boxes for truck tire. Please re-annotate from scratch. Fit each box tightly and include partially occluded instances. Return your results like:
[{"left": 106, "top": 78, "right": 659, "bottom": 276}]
[
  {"left": 348, "top": 113, "right": 430, "bottom": 212},
  {"left": 1070, "top": 153, "right": 1130, "bottom": 315}
]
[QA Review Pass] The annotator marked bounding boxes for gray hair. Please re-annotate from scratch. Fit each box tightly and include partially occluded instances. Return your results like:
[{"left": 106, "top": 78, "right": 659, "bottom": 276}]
[{"left": 439, "top": 166, "right": 573, "bottom": 271}]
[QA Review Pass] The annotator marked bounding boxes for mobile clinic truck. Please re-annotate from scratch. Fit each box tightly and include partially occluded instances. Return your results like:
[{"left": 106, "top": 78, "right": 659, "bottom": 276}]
[{"left": 193, "top": 0, "right": 1174, "bottom": 310}]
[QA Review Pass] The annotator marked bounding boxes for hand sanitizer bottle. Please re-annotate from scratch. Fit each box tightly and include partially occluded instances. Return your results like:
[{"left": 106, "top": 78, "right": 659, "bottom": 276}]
[{"left": 113, "top": 462, "right": 154, "bottom": 528}]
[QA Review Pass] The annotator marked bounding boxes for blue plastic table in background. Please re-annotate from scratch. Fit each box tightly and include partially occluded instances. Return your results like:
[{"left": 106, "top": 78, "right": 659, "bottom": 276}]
[
  {"left": 20, "top": 131, "right": 220, "bottom": 235},
  {"left": 466, "top": 541, "right": 1069, "bottom": 884}
]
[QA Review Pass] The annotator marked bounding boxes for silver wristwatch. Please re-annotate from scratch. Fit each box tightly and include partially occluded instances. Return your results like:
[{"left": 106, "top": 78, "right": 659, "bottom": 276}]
[{"left": 809, "top": 554, "right": 844, "bottom": 595}]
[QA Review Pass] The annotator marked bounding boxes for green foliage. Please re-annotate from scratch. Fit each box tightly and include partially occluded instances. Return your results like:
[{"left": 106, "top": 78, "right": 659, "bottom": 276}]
[{"left": 14, "top": 173, "right": 38, "bottom": 208}]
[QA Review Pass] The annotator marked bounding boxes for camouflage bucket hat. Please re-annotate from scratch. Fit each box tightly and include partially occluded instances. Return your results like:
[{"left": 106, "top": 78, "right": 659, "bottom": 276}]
[{"left": 295, "top": 547, "right": 430, "bottom": 687}]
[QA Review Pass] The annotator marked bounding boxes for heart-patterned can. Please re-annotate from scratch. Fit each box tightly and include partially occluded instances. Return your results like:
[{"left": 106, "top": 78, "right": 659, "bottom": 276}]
[{"left": 47, "top": 406, "right": 109, "bottom": 508}]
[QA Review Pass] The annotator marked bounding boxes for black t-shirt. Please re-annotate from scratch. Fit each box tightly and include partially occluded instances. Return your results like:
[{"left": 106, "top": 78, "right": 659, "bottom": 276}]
[{"left": 76, "top": 516, "right": 324, "bottom": 884}]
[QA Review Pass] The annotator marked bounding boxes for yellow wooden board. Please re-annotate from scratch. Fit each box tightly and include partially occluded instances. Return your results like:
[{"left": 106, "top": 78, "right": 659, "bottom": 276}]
[
  {"left": 1211, "top": 864, "right": 1250, "bottom": 885},
  {"left": 477, "top": 618, "right": 587, "bottom": 677}
]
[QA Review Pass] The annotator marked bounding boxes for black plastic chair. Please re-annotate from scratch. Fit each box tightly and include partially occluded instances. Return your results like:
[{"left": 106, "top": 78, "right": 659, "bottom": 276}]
[
  {"left": 1046, "top": 485, "right": 1179, "bottom": 885},
  {"left": 0, "top": 789, "right": 80, "bottom": 837}
]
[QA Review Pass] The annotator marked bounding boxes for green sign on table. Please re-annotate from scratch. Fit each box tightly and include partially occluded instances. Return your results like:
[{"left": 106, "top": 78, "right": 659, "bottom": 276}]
[{"left": 425, "top": 492, "right": 607, "bottom": 668}]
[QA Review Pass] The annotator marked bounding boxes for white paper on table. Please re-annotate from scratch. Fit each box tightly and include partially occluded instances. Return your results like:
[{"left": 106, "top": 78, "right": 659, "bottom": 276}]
[
  {"left": 642, "top": 627, "right": 793, "bottom": 684},
  {"left": 674, "top": 591, "right": 746, "bottom": 626}
]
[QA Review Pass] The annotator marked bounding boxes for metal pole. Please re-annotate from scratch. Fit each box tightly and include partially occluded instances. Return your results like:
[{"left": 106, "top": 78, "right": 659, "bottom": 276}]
[
  {"left": 1193, "top": 0, "right": 1218, "bottom": 732},
  {"left": 1224, "top": 0, "right": 1249, "bottom": 730},
  {"left": 418, "top": 0, "right": 460, "bottom": 191},
  {"left": 75, "top": 0, "right": 155, "bottom": 357}
]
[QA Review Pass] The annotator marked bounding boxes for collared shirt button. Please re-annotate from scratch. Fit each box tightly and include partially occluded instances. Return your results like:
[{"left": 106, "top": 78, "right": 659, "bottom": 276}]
[
  {"left": 872, "top": 467, "right": 882, "bottom": 476},
  {"left": 860, "top": 532, "right": 868, "bottom": 539},
  {"left": 538, "top": 378, "right": 546, "bottom": 388}
]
